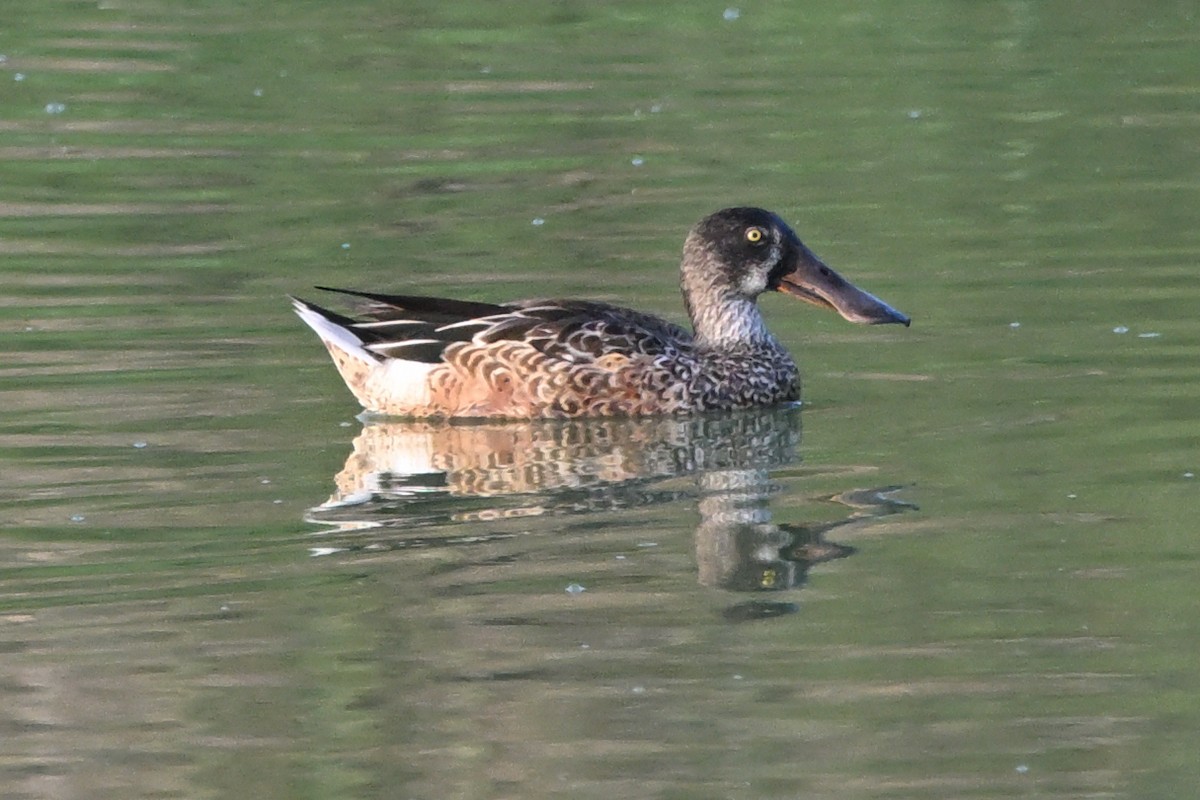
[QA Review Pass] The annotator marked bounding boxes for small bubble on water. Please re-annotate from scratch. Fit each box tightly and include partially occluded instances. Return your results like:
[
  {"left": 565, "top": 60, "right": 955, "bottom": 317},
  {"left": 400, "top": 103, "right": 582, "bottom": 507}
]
[
  {"left": 70, "top": 514, "right": 86, "bottom": 523},
  {"left": 260, "top": 478, "right": 271, "bottom": 485},
  {"left": 480, "top": 65, "right": 492, "bottom": 74},
  {"left": 531, "top": 217, "right": 545, "bottom": 226},
  {"left": 1015, "top": 764, "right": 1029, "bottom": 774},
  {"left": 1184, "top": 472, "right": 1194, "bottom": 479},
  {"left": 614, "top": 554, "right": 627, "bottom": 560},
  {"left": 252, "top": 87, "right": 263, "bottom": 97},
  {"left": 637, "top": 541, "right": 659, "bottom": 548},
  {"left": 631, "top": 156, "right": 644, "bottom": 166},
  {"left": 0, "top": 55, "right": 7, "bottom": 64},
  {"left": 132, "top": 441, "right": 148, "bottom": 449},
  {"left": 732, "top": 674, "right": 744, "bottom": 681},
  {"left": 340, "top": 242, "right": 351, "bottom": 250},
  {"left": 723, "top": 7, "right": 741, "bottom": 21},
  {"left": 631, "top": 685, "right": 646, "bottom": 694},
  {"left": 1067, "top": 493, "right": 1077, "bottom": 499},
  {"left": 272, "top": 499, "right": 283, "bottom": 504},
  {"left": 44, "top": 102, "right": 66, "bottom": 114},
  {"left": 14, "top": 72, "right": 25, "bottom": 81},
  {"left": 565, "top": 583, "right": 586, "bottom": 595},
  {"left": 1112, "top": 325, "right": 1129, "bottom": 334},
  {"left": 650, "top": 103, "right": 663, "bottom": 113},
  {"left": 1138, "top": 332, "right": 1161, "bottom": 338},
  {"left": 1009, "top": 321, "right": 1020, "bottom": 329},
  {"left": 907, "top": 109, "right": 922, "bottom": 119},
  {"left": 338, "top": 420, "right": 353, "bottom": 427}
]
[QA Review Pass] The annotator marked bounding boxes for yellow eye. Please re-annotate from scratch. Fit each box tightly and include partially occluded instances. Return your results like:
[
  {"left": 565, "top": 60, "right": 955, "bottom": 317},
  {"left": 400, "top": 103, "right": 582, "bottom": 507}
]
[{"left": 745, "top": 227, "right": 765, "bottom": 244}]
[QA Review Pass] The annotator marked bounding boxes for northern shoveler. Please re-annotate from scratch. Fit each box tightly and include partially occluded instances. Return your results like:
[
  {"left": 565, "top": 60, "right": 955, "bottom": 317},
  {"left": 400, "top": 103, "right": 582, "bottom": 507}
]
[{"left": 292, "top": 207, "right": 910, "bottom": 418}]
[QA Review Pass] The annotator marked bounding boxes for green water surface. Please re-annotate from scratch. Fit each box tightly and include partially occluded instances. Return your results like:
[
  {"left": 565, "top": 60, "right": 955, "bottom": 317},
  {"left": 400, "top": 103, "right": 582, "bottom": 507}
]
[{"left": 2, "top": 2, "right": 1199, "bottom": 798}]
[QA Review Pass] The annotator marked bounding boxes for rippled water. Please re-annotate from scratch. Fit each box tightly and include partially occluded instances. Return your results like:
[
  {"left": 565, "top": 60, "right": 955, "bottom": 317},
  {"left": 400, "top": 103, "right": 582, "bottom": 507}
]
[{"left": 3, "top": 2, "right": 1200, "bottom": 798}]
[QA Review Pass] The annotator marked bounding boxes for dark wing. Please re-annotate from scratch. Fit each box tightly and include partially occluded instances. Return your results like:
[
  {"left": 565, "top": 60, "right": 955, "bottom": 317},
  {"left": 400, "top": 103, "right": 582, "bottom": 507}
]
[
  {"left": 483, "top": 299, "right": 694, "bottom": 363},
  {"left": 308, "top": 287, "right": 513, "bottom": 363},
  {"left": 314, "top": 286, "right": 505, "bottom": 324},
  {"left": 304, "top": 288, "right": 694, "bottom": 365}
]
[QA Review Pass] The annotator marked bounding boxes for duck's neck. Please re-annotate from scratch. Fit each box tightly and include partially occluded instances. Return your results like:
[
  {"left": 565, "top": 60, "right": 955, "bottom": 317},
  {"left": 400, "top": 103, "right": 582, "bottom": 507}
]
[
  {"left": 685, "top": 289, "right": 774, "bottom": 350},
  {"left": 680, "top": 240, "right": 774, "bottom": 350}
]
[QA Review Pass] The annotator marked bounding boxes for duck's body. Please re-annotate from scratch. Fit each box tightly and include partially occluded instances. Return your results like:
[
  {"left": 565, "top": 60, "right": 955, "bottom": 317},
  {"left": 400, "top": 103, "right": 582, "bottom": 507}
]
[
  {"left": 294, "top": 293, "right": 800, "bottom": 417},
  {"left": 292, "top": 207, "right": 909, "bottom": 419}
]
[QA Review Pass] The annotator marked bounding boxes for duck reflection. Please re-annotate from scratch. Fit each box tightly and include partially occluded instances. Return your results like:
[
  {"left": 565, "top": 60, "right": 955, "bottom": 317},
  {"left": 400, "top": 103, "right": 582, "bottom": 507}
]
[
  {"left": 306, "top": 407, "right": 914, "bottom": 617},
  {"left": 694, "top": 468, "right": 915, "bottom": 621}
]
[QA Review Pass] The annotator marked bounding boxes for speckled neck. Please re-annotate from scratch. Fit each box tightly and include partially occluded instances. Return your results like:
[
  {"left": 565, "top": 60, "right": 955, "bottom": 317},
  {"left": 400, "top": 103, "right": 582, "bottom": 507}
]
[{"left": 680, "top": 231, "right": 773, "bottom": 350}]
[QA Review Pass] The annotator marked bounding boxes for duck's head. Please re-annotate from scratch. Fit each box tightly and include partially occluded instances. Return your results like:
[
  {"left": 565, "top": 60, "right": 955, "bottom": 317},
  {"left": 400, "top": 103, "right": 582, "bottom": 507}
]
[{"left": 683, "top": 207, "right": 910, "bottom": 327}]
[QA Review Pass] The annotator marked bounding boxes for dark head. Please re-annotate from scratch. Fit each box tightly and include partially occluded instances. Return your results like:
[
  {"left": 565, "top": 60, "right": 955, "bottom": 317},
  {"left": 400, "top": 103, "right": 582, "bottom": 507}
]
[{"left": 682, "top": 207, "right": 910, "bottom": 327}]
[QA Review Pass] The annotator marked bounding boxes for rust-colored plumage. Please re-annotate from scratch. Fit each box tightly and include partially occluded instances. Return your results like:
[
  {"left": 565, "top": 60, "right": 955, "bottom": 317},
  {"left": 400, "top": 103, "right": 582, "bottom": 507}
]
[{"left": 292, "top": 207, "right": 910, "bottom": 418}]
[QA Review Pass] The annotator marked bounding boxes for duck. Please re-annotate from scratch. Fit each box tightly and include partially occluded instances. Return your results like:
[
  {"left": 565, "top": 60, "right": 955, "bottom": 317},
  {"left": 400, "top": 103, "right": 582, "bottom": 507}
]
[{"left": 291, "top": 207, "right": 910, "bottom": 418}]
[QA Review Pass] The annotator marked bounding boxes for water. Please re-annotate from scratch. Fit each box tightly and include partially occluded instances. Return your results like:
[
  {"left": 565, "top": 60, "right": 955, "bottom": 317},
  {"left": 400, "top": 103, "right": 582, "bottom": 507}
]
[{"left": 3, "top": 2, "right": 1200, "bottom": 798}]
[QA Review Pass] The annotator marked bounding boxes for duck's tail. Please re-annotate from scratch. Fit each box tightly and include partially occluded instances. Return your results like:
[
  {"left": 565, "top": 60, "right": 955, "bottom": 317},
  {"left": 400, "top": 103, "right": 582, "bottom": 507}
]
[
  {"left": 291, "top": 296, "right": 379, "bottom": 366},
  {"left": 291, "top": 296, "right": 436, "bottom": 413}
]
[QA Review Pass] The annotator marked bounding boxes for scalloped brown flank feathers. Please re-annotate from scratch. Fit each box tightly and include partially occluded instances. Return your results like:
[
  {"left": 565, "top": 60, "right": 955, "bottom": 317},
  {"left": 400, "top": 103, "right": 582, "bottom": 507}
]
[{"left": 292, "top": 208, "right": 911, "bottom": 419}]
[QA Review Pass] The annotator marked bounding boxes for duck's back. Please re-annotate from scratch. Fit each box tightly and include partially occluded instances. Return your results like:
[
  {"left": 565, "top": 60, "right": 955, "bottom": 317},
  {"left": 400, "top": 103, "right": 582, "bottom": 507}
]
[
  {"left": 295, "top": 293, "right": 719, "bottom": 418},
  {"left": 418, "top": 299, "right": 702, "bottom": 418}
]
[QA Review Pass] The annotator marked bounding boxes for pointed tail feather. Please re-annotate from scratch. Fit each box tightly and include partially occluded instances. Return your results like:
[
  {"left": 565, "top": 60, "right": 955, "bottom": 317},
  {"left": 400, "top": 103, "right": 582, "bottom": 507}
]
[{"left": 290, "top": 296, "right": 380, "bottom": 366}]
